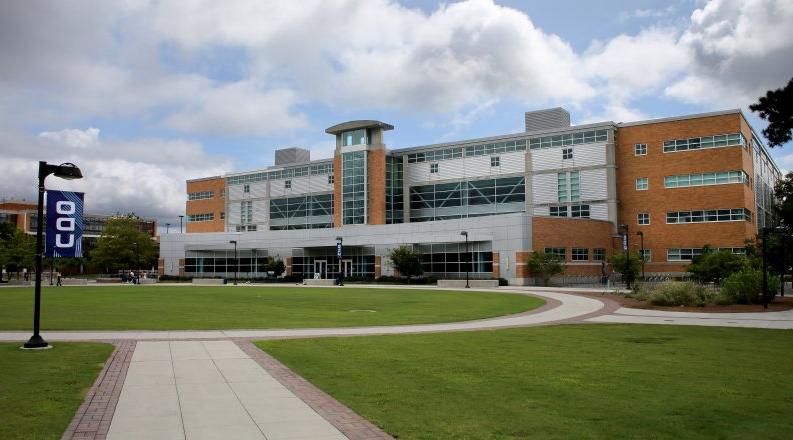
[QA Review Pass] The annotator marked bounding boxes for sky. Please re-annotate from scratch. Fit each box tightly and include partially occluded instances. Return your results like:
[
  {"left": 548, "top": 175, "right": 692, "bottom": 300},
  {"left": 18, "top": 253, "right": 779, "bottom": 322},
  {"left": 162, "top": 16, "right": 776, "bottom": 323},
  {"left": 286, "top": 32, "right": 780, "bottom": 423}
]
[{"left": 1, "top": 0, "right": 792, "bottom": 230}]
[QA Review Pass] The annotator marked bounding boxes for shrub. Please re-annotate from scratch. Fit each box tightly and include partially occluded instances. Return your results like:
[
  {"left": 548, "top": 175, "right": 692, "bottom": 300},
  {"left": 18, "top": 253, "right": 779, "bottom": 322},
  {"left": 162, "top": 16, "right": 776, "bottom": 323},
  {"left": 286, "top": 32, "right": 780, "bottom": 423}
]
[
  {"left": 687, "top": 249, "right": 749, "bottom": 285},
  {"left": 720, "top": 269, "right": 780, "bottom": 304},
  {"left": 647, "top": 281, "right": 715, "bottom": 307},
  {"left": 527, "top": 252, "right": 564, "bottom": 286}
]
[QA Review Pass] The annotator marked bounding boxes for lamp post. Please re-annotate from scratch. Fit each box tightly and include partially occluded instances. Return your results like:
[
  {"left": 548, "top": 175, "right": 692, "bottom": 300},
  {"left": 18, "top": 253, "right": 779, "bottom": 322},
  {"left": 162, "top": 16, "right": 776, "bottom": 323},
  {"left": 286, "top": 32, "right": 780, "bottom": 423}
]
[
  {"left": 336, "top": 236, "right": 343, "bottom": 286},
  {"left": 24, "top": 161, "right": 83, "bottom": 349},
  {"left": 619, "top": 224, "right": 631, "bottom": 290},
  {"left": 636, "top": 231, "right": 645, "bottom": 281},
  {"left": 178, "top": 215, "right": 184, "bottom": 233},
  {"left": 166, "top": 223, "right": 170, "bottom": 234},
  {"left": 229, "top": 240, "right": 238, "bottom": 285},
  {"left": 460, "top": 231, "right": 469, "bottom": 288}
]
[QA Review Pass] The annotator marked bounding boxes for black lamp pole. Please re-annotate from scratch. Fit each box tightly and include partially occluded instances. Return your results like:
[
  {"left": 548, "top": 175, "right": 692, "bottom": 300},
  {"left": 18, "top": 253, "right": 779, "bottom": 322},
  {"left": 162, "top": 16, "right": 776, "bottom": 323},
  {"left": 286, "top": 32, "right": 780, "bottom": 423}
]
[
  {"left": 460, "top": 231, "right": 469, "bottom": 288},
  {"left": 636, "top": 231, "right": 645, "bottom": 281},
  {"left": 229, "top": 240, "right": 238, "bottom": 285},
  {"left": 24, "top": 161, "right": 83, "bottom": 349},
  {"left": 179, "top": 215, "right": 184, "bottom": 233},
  {"left": 619, "top": 224, "right": 631, "bottom": 290},
  {"left": 166, "top": 223, "right": 170, "bottom": 234}
]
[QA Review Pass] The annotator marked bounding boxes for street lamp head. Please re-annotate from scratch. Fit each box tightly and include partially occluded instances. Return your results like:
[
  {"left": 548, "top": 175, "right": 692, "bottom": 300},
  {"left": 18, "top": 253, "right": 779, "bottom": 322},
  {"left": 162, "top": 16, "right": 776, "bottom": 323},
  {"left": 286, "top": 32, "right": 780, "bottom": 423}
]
[
  {"left": 636, "top": 231, "right": 644, "bottom": 236},
  {"left": 53, "top": 163, "right": 83, "bottom": 180},
  {"left": 460, "top": 231, "right": 468, "bottom": 237},
  {"left": 229, "top": 240, "right": 237, "bottom": 244},
  {"left": 335, "top": 236, "right": 343, "bottom": 242}
]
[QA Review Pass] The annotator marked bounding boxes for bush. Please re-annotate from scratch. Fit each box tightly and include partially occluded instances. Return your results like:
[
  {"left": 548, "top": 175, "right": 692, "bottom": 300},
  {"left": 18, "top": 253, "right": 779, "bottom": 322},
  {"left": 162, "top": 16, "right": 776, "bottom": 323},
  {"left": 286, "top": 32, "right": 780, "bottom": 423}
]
[
  {"left": 647, "top": 281, "right": 715, "bottom": 307},
  {"left": 687, "top": 249, "right": 749, "bottom": 285},
  {"left": 720, "top": 269, "right": 780, "bottom": 304}
]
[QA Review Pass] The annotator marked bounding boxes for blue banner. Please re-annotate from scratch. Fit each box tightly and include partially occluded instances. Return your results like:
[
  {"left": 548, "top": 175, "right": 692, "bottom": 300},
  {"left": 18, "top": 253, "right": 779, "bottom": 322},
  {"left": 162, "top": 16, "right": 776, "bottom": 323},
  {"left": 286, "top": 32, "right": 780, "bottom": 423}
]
[{"left": 45, "top": 190, "right": 84, "bottom": 258}]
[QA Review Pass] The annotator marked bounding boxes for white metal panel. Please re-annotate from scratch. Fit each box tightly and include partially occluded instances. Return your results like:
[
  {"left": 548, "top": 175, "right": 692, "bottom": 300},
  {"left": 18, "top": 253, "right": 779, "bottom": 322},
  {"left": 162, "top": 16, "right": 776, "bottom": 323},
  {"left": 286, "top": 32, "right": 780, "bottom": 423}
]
[
  {"left": 406, "top": 152, "right": 526, "bottom": 185},
  {"left": 580, "top": 169, "right": 608, "bottom": 200},
  {"left": 463, "top": 156, "right": 491, "bottom": 178},
  {"left": 533, "top": 206, "right": 550, "bottom": 216},
  {"left": 270, "top": 180, "right": 287, "bottom": 197},
  {"left": 228, "top": 184, "right": 244, "bottom": 200},
  {"left": 309, "top": 175, "right": 333, "bottom": 192},
  {"left": 250, "top": 182, "right": 267, "bottom": 199},
  {"left": 531, "top": 143, "right": 606, "bottom": 172},
  {"left": 227, "top": 201, "right": 241, "bottom": 224},
  {"left": 498, "top": 152, "right": 525, "bottom": 175},
  {"left": 589, "top": 202, "right": 608, "bottom": 221},
  {"left": 253, "top": 200, "right": 267, "bottom": 223},
  {"left": 433, "top": 159, "right": 465, "bottom": 181},
  {"left": 532, "top": 173, "right": 558, "bottom": 204},
  {"left": 290, "top": 176, "right": 311, "bottom": 195},
  {"left": 531, "top": 148, "right": 563, "bottom": 172},
  {"left": 575, "top": 144, "right": 607, "bottom": 167}
]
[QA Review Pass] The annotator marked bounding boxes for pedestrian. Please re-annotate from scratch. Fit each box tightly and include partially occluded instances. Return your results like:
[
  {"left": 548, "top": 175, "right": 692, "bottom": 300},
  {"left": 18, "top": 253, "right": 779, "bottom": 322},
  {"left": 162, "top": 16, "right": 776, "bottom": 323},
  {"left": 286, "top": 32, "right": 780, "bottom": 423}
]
[{"left": 56, "top": 273, "right": 62, "bottom": 287}]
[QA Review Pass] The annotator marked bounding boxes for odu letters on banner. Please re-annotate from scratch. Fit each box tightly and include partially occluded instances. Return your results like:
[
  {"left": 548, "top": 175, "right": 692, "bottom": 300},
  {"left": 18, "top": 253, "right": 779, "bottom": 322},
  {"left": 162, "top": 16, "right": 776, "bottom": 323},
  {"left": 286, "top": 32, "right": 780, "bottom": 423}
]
[{"left": 45, "top": 190, "right": 84, "bottom": 258}]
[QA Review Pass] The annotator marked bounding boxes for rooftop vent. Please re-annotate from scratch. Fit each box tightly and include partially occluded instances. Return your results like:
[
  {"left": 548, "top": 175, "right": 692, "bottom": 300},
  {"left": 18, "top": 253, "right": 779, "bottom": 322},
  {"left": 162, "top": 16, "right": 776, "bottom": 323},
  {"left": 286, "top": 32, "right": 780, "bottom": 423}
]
[
  {"left": 525, "top": 108, "right": 571, "bottom": 132},
  {"left": 274, "top": 147, "right": 310, "bottom": 166}
]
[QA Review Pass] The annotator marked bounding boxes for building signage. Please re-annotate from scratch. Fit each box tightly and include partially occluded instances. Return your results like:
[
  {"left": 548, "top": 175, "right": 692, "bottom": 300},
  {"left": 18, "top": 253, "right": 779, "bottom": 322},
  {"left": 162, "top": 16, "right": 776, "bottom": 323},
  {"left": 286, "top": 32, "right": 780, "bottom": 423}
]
[
  {"left": 336, "top": 243, "right": 342, "bottom": 258},
  {"left": 622, "top": 234, "right": 628, "bottom": 252},
  {"left": 45, "top": 190, "right": 84, "bottom": 258}
]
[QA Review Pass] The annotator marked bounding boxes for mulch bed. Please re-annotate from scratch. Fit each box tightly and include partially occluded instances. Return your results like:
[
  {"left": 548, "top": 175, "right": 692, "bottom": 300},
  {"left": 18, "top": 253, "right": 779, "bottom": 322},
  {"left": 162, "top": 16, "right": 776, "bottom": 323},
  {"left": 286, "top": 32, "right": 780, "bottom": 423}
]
[{"left": 572, "top": 291, "right": 793, "bottom": 313}]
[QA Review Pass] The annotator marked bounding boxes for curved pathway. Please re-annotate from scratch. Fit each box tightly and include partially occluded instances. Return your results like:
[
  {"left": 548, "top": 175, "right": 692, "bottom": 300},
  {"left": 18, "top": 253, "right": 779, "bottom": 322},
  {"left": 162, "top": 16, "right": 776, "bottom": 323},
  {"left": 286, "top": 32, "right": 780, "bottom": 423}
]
[
  {"left": 0, "top": 288, "right": 608, "bottom": 342},
  {"left": 588, "top": 305, "right": 793, "bottom": 329}
]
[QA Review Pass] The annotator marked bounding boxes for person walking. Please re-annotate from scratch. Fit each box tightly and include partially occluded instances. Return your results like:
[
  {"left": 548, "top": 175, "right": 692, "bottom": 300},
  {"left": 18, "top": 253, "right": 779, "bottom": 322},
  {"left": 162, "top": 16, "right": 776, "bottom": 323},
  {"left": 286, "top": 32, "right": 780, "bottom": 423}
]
[{"left": 56, "top": 272, "right": 62, "bottom": 286}]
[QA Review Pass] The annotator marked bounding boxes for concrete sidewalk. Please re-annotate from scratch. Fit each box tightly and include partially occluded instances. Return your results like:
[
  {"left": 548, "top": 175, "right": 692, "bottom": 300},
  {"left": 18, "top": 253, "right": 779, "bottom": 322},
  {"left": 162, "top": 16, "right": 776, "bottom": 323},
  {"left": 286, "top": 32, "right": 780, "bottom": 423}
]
[
  {"left": 107, "top": 340, "right": 348, "bottom": 440},
  {"left": 587, "top": 306, "right": 793, "bottom": 329}
]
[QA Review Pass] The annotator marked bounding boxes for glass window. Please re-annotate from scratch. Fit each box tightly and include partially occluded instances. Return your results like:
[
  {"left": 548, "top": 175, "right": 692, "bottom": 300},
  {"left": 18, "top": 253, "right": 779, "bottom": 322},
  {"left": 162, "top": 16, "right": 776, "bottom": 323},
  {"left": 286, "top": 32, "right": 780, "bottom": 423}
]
[
  {"left": 243, "top": 184, "right": 250, "bottom": 193},
  {"left": 571, "top": 204, "right": 589, "bottom": 218},
  {"left": 636, "top": 177, "right": 648, "bottom": 190},
  {"left": 544, "top": 248, "right": 566, "bottom": 259},
  {"left": 491, "top": 156, "right": 500, "bottom": 167},
  {"left": 328, "top": 174, "right": 334, "bottom": 184},
  {"left": 562, "top": 148, "right": 573, "bottom": 160},
  {"left": 550, "top": 206, "right": 567, "bottom": 217},
  {"left": 557, "top": 173, "right": 568, "bottom": 202},
  {"left": 637, "top": 212, "right": 650, "bottom": 225},
  {"left": 634, "top": 143, "right": 647, "bottom": 156},
  {"left": 570, "top": 171, "right": 580, "bottom": 202},
  {"left": 572, "top": 248, "right": 588, "bottom": 261},
  {"left": 285, "top": 180, "right": 291, "bottom": 189},
  {"left": 342, "top": 129, "right": 368, "bottom": 147},
  {"left": 663, "top": 133, "right": 746, "bottom": 153},
  {"left": 593, "top": 248, "right": 606, "bottom": 261},
  {"left": 639, "top": 249, "right": 651, "bottom": 262},
  {"left": 430, "top": 163, "right": 439, "bottom": 173}
]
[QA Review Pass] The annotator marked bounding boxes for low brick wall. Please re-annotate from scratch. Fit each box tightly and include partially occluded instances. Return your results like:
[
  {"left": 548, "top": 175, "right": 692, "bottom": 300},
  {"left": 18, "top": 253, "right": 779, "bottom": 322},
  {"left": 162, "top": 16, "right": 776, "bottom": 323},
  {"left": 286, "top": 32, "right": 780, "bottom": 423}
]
[
  {"left": 438, "top": 279, "right": 499, "bottom": 288},
  {"left": 96, "top": 278, "right": 122, "bottom": 284},
  {"left": 192, "top": 278, "right": 225, "bottom": 285}
]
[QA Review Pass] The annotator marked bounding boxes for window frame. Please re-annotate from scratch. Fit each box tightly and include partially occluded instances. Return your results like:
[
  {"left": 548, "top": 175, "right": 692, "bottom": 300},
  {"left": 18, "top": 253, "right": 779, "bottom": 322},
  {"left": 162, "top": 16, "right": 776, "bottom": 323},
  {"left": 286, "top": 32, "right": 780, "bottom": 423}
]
[
  {"left": 636, "top": 177, "right": 649, "bottom": 191},
  {"left": 634, "top": 143, "right": 647, "bottom": 156},
  {"left": 571, "top": 248, "right": 589, "bottom": 261},
  {"left": 491, "top": 156, "right": 500, "bottom": 167},
  {"left": 637, "top": 212, "right": 650, "bottom": 225},
  {"left": 562, "top": 148, "right": 573, "bottom": 160},
  {"left": 430, "top": 163, "right": 439, "bottom": 174}
]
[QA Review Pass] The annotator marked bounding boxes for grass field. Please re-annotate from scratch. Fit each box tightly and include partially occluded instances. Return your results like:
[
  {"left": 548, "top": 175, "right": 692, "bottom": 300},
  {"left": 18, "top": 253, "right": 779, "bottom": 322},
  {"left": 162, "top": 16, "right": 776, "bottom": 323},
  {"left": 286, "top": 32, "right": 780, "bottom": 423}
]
[
  {"left": 0, "top": 342, "right": 113, "bottom": 440},
  {"left": 257, "top": 325, "right": 793, "bottom": 440},
  {"left": 0, "top": 286, "right": 542, "bottom": 330}
]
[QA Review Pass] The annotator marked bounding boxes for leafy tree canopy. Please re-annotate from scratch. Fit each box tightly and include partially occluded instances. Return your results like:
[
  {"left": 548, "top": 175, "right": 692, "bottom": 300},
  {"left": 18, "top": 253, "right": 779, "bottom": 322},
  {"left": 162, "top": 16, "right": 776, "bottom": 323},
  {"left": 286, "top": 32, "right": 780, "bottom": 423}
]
[
  {"left": 608, "top": 251, "right": 641, "bottom": 286},
  {"left": 388, "top": 245, "right": 424, "bottom": 279},
  {"left": 750, "top": 77, "right": 793, "bottom": 147},
  {"left": 527, "top": 252, "right": 564, "bottom": 286},
  {"left": 91, "top": 217, "right": 157, "bottom": 271},
  {"left": 774, "top": 171, "right": 793, "bottom": 230},
  {"left": 687, "top": 247, "right": 749, "bottom": 285}
]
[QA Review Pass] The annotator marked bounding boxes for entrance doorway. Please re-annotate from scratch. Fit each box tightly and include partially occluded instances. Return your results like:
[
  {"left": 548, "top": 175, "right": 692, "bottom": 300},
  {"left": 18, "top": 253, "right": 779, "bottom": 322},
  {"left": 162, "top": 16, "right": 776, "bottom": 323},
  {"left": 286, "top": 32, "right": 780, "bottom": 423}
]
[
  {"left": 342, "top": 259, "right": 353, "bottom": 278},
  {"left": 314, "top": 260, "right": 327, "bottom": 279}
]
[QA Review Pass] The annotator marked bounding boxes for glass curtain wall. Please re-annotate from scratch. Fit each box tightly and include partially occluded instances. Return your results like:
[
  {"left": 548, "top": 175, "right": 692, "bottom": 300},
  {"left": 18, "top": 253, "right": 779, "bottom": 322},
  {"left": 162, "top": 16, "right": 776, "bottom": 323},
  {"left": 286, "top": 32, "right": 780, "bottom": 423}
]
[
  {"left": 184, "top": 249, "right": 271, "bottom": 278},
  {"left": 409, "top": 176, "right": 525, "bottom": 222},
  {"left": 342, "top": 151, "right": 366, "bottom": 224},
  {"left": 414, "top": 242, "right": 493, "bottom": 279},
  {"left": 291, "top": 247, "right": 375, "bottom": 279},
  {"left": 269, "top": 194, "right": 333, "bottom": 230}
]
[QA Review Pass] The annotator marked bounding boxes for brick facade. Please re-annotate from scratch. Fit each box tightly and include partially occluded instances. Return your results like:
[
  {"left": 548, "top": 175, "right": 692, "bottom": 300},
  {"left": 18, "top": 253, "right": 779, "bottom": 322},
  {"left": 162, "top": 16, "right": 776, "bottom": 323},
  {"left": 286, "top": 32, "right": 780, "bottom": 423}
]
[
  {"left": 333, "top": 155, "right": 342, "bottom": 227},
  {"left": 492, "top": 252, "right": 500, "bottom": 278},
  {"left": 531, "top": 217, "right": 614, "bottom": 276},
  {"left": 617, "top": 113, "right": 758, "bottom": 273},
  {"left": 367, "top": 149, "right": 386, "bottom": 225},
  {"left": 374, "top": 255, "right": 381, "bottom": 278},
  {"left": 185, "top": 177, "right": 226, "bottom": 233}
]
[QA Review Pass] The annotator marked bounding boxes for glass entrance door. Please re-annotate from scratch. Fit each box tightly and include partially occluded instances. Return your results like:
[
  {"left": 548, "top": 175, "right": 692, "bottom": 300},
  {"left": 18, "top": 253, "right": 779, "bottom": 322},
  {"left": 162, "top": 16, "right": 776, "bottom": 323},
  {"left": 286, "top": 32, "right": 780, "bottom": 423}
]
[
  {"left": 342, "top": 259, "right": 353, "bottom": 277},
  {"left": 314, "top": 260, "right": 327, "bottom": 279}
]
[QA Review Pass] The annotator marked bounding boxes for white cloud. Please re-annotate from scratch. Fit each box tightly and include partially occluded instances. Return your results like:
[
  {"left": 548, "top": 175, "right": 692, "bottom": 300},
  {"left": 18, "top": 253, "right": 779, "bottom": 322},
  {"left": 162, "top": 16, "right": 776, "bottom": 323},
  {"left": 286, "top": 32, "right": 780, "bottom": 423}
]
[{"left": 39, "top": 127, "right": 101, "bottom": 149}]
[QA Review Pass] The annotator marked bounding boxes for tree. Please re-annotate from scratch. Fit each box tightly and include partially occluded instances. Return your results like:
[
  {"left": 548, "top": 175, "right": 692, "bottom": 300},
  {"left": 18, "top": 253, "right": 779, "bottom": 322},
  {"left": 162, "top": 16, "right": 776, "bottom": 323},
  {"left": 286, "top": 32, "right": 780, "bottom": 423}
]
[
  {"left": 527, "top": 252, "right": 564, "bottom": 287},
  {"left": 750, "top": 77, "right": 793, "bottom": 147},
  {"left": 687, "top": 247, "right": 749, "bottom": 285},
  {"left": 0, "top": 230, "right": 35, "bottom": 279},
  {"left": 266, "top": 258, "right": 286, "bottom": 277},
  {"left": 90, "top": 217, "right": 157, "bottom": 272},
  {"left": 774, "top": 171, "right": 793, "bottom": 229},
  {"left": 388, "top": 245, "right": 423, "bottom": 281},
  {"left": 608, "top": 251, "right": 641, "bottom": 288}
]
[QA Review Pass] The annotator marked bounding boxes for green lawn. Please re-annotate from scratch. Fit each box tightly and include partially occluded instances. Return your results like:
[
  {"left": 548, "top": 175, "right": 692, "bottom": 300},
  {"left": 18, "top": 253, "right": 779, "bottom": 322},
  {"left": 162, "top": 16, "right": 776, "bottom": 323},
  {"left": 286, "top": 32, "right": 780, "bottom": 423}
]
[
  {"left": 0, "top": 286, "right": 542, "bottom": 330},
  {"left": 0, "top": 343, "right": 114, "bottom": 440},
  {"left": 257, "top": 325, "right": 793, "bottom": 440}
]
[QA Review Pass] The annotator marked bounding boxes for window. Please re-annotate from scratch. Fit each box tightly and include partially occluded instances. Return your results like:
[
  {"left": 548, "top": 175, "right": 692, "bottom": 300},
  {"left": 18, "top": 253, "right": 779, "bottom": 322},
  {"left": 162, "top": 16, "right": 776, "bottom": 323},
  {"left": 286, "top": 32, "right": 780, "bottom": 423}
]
[
  {"left": 639, "top": 249, "right": 651, "bottom": 262},
  {"left": 666, "top": 208, "right": 751, "bottom": 224},
  {"left": 544, "top": 247, "right": 566, "bottom": 259},
  {"left": 430, "top": 163, "right": 439, "bottom": 173},
  {"left": 241, "top": 201, "right": 253, "bottom": 224},
  {"left": 220, "top": 189, "right": 225, "bottom": 198},
  {"left": 328, "top": 174, "right": 334, "bottom": 185},
  {"left": 637, "top": 212, "right": 650, "bottom": 225},
  {"left": 572, "top": 248, "right": 588, "bottom": 261},
  {"left": 243, "top": 184, "right": 250, "bottom": 193},
  {"left": 491, "top": 156, "right": 500, "bottom": 167},
  {"left": 562, "top": 148, "right": 573, "bottom": 160},
  {"left": 636, "top": 177, "right": 648, "bottom": 190},
  {"left": 593, "top": 248, "right": 606, "bottom": 261},
  {"left": 634, "top": 143, "right": 647, "bottom": 156},
  {"left": 663, "top": 133, "right": 746, "bottom": 153},
  {"left": 187, "top": 191, "right": 213, "bottom": 201},
  {"left": 235, "top": 225, "right": 257, "bottom": 232},
  {"left": 285, "top": 180, "right": 291, "bottom": 189},
  {"left": 529, "top": 129, "right": 608, "bottom": 150},
  {"left": 342, "top": 129, "right": 369, "bottom": 147},
  {"left": 664, "top": 170, "right": 749, "bottom": 188},
  {"left": 667, "top": 247, "right": 746, "bottom": 261},
  {"left": 557, "top": 173, "right": 568, "bottom": 202},
  {"left": 187, "top": 213, "right": 214, "bottom": 222},
  {"left": 571, "top": 204, "right": 590, "bottom": 218},
  {"left": 550, "top": 205, "right": 567, "bottom": 217},
  {"left": 220, "top": 212, "right": 225, "bottom": 220},
  {"left": 570, "top": 171, "right": 580, "bottom": 201},
  {"left": 408, "top": 176, "right": 525, "bottom": 222}
]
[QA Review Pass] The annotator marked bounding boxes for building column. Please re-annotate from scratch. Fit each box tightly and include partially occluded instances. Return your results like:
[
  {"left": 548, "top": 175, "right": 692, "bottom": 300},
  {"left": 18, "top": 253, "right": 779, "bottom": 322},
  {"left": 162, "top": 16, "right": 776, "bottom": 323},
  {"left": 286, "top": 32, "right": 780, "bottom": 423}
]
[
  {"left": 374, "top": 255, "right": 382, "bottom": 278},
  {"left": 157, "top": 258, "right": 165, "bottom": 276},
  {"left": 492, "top": 252, "right": 500, "bottom": 279},
  {"left": 515, "top": 251, "right": 529, "bottom": 280},
  {"left": 178, "top": 258, "right": 185, "bottom": 276},
  {"left": 286, "top": 257, "right": 293, "bottom": 276}
]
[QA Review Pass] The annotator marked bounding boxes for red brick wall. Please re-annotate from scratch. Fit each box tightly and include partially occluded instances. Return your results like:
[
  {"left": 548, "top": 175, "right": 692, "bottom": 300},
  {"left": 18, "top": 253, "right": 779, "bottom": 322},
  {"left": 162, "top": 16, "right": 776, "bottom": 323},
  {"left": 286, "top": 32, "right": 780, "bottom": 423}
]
[
  {"left": 367, "top": 149, "right": 386, "bottom": 225},
  {"left": 492, "top": 252, "right": 500, "bottom": 278},
  {"left": 185, "top": 177, "right": 226, "bottom": 233},
  {"left": 531, "top": 217, "right": 614, "bottom": 275}
]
